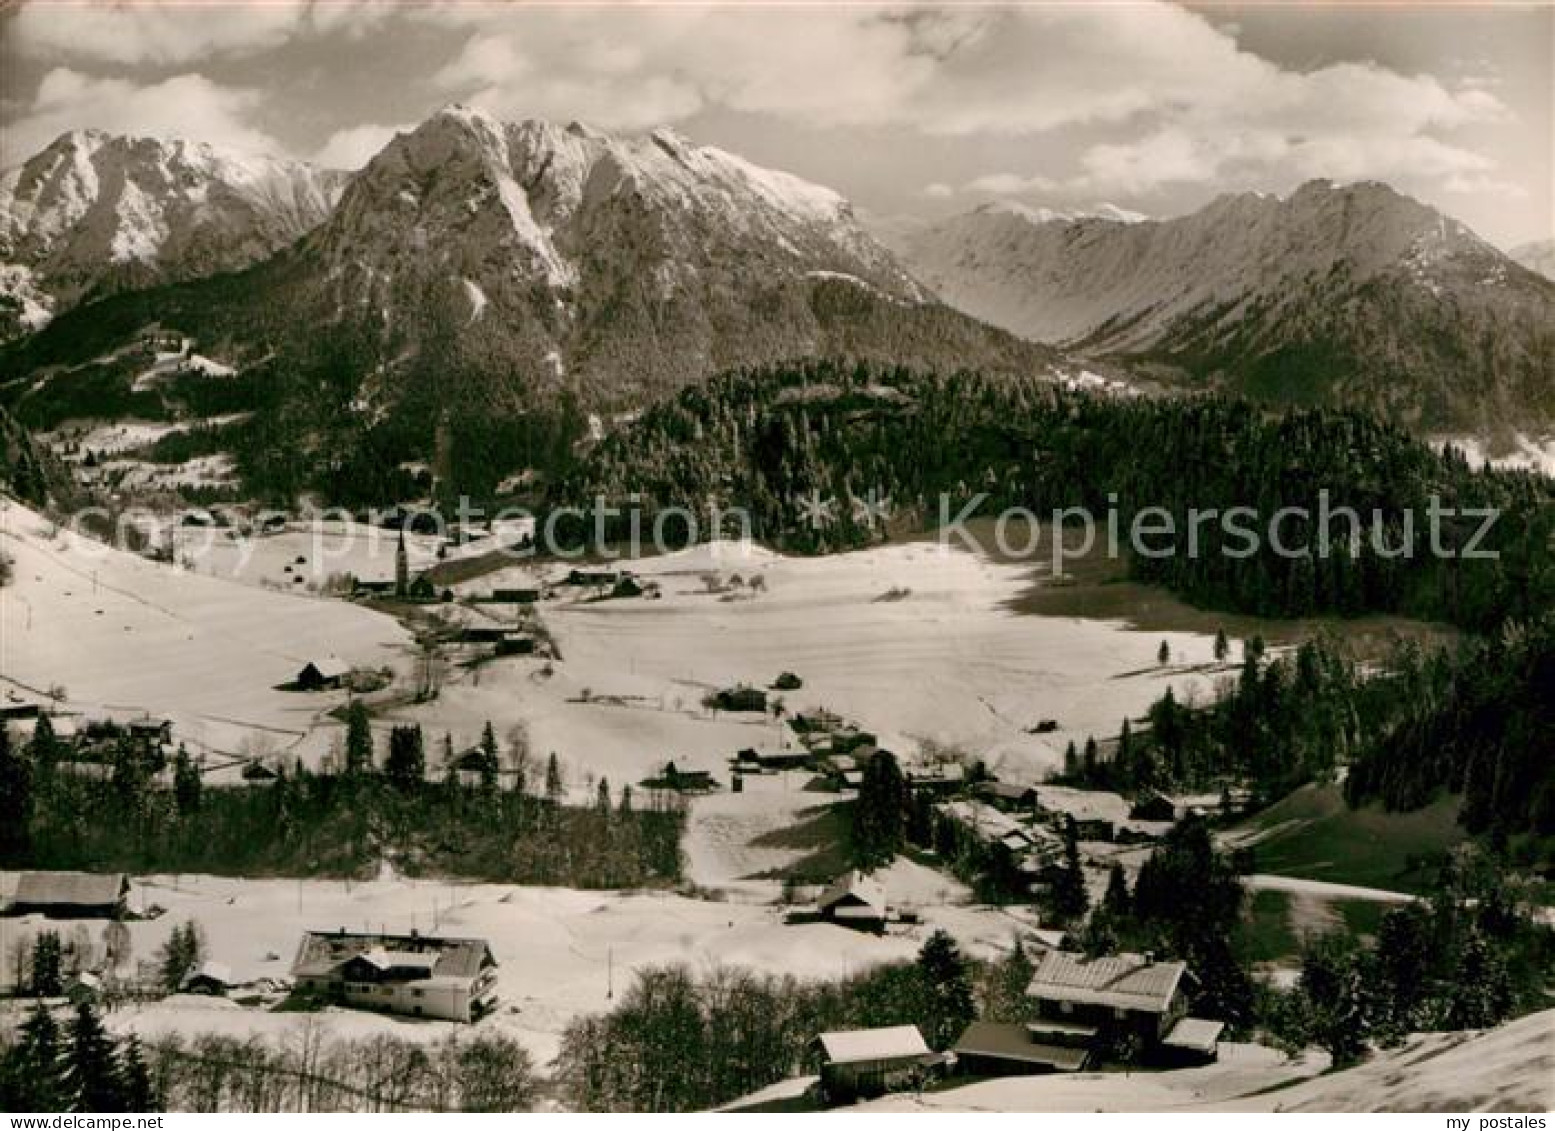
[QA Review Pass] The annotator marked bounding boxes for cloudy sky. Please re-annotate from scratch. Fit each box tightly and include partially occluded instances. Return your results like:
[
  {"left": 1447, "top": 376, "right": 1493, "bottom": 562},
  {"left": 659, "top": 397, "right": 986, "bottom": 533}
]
[{"left": 1, "top": 1, "right": 1550, "bottom": 247}]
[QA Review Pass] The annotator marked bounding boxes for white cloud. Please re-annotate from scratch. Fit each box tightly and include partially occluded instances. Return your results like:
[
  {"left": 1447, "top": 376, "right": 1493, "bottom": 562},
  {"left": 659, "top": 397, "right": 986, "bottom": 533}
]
[
  {"left": 8, "top": 0, "right": 390, "bottom": 66},
  {"left": 921, "top": 182, "right": 955, "bottom": 199},
  {"left": 4, "top": 69, "right": 282, "bottom": 162},
  {"left": 963, "top": 172, "right": 1060, "bottom": 196},
  {"left": 2, "top": 1, "right": 1522, "bottom": 205},
  {"left": 312, "top": 122, "right": 409, "bottom": 169},
  {"left": 410, "top": 3, "right": 1511, "bottom": 200}
]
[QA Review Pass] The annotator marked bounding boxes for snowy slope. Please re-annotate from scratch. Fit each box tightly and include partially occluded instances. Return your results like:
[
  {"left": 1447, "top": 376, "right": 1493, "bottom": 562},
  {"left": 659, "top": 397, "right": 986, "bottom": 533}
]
[
  {"left": 0, "top": 129, "right": 346, "bottom": 337},
  {"left": 0, "top": 497, "right": 409, "bottom": 756}
]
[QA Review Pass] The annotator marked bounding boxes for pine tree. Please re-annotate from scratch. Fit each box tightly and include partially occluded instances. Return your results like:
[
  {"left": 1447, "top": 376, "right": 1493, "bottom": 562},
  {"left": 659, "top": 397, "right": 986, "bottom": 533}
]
[
  {"left": 1102, "top": 861, "right": 1131, "bottom": 919},
  {"left": 29, "top": 713, "right": 60, "bottom": 784},
  {"left": 1115, "top": 719, "right": 1134, "bottom": 788},
  {"left": 916, "top": 929, "right": 975, "bottom": 1050},
  {"left": 545, "top": 753, "right": 564, "bottom": 803},
  {"left": 31, "top": 931, "right": 64, "bottom": 996},
  {"left": 117, "top": 1036, "right": 156, "bottom": 1112},
  {"left": 67, "top": 1002, "right": 124, "bottom": 1112},
  {"left": 9, "top": 1002, "right": 68, "bottom": 1111},
  {"left": 1213, "top": 628, "right": 1230, "bottom": 662},
  {"left": 851, "top": 751, "right": 908, "bottom": 868},
  {"left": 344, "top": 699, "right": 373, "bottom": 775},
  {"left": 0, "top": 725, "right": 32, "bottom": 858},
  {"left": 618, "top": 785, "right": 634, "bottom": 815},
  {"left": 979, "top": 938, "right": 1036, "bottom": 1023},
  {"left": 385, "top": 725, "right": 426, "bottom": 790},
  {"left": 1158, "top": 640, "right": 1171, "bottom": 666},
  {"left": 1051, "top": 816, "right": 1089, "bottom": 922},
  {"left": 156, "top": 921, "right": 205, "bottom": 992},
  {"left": 1062, "top": 740, "right": 1078, "bottom": 780},
  {"left": 479, "top": 721, "right": 500, "bottom": 793},
  {"left": 596, "top": 777, "right": 612, "bottom": 814},
  {"left": 172, "top": 743, "right": 202, "bottom": 815}
]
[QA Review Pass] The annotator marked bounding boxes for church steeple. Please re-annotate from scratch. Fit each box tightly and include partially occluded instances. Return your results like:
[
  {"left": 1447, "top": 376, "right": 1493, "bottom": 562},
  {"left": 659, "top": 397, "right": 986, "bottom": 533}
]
[{"left": 395, "top": 527, "right": 409, "bottom": 598}]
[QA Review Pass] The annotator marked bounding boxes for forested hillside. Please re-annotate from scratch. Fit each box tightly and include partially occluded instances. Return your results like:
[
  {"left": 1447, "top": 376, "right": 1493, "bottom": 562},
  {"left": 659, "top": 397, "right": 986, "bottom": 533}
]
[
  {"left": 1346, "top": 616, "right": 1555, "bottom": 860},
  {"left": 559, "top": 360, "right": 1554, "bottom": 631}
]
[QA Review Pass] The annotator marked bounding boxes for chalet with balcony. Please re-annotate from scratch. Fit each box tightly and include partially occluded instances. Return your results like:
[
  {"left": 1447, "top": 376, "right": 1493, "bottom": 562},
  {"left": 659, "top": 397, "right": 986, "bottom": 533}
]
[{"left": 290, "top": 930, "right": 498, "bottom": 1023}]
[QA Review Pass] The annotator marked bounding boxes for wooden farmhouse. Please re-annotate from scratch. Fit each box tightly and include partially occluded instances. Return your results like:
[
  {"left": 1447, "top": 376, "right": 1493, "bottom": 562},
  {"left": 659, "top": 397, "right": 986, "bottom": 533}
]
[
  {"left": 1026, "top": 950, "right": 1222, "bottom": 1065},
  {"left": 812, "top": 1025, "right": 945, "bottom": 1102},
  {"left": 5, "top": 872, "right": 130, "bottom": 919},
  {"left": 816, "top": 871, "right": 890, "bottom": 932},
  {"left": 296, "top": 656, "right": 349, "bottom": 691},
  {"left": 951, "top": 1018, "right": 1094, "bottom": 1076}
]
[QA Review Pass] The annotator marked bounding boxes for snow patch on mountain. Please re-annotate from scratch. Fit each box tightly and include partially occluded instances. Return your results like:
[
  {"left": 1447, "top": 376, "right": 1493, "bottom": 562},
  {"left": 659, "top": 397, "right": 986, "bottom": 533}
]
[
  {"left": 1510, "top": 237, "right": 1555, "bottom": 281},
  {"left": 463, "top": 278, "right": 489, "bottom": 323},
  {"left": 0, "top": 129, "right": 347, "bottom": 337}
]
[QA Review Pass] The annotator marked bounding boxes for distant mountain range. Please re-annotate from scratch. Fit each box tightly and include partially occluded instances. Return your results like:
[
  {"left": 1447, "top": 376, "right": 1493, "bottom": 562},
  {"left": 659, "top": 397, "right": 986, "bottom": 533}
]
[
  {"left": 1511, "top": 238, "right": 1555, "bottom": 282},
  {"left": 880, "top": 183, "right": 1555, "bottom": 436},
  {"left": 0, "top": 111, "right": 1550, "bottom": 489},
  {"left": 0, "top": 109, "right": 1058, "bottom": 393},
  {"left": 0, "top": 129, "right": 347, "bottom": 340}
]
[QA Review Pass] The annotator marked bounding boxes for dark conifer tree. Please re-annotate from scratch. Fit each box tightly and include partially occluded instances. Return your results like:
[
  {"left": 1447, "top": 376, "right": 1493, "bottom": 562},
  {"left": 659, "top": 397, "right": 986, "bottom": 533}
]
[
  {"left": 0, "top": 726, "right": 32, "bottom": 859},
  {"left": 916, "top": 930, "right": 975, "bottom": 1050},
  {"left": 344, "top": 699, "right": 373, "bottom": 776},
  {"left": 67, "top": 1003, "right": 124, "bottom": 1113}
]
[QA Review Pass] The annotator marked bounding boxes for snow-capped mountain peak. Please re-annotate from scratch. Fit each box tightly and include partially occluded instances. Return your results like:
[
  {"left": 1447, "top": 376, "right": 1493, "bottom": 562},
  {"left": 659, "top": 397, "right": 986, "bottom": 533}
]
[
  {"left": 0, "top": 128, "right": 348, "bottom": 337},
  {"left": 880, "top": 177, "right": 1554, "bottom": 433}
]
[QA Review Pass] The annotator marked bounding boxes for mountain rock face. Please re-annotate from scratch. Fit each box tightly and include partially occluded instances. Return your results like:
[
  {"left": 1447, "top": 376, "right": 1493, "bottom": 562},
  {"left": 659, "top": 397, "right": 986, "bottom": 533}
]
[
  {"left": 0, "top": 110, "right": 1058, "bottom": 500},
  {"left": 294, "top": 106, "right": 974, "bottom": 400},
  {"left": 883, "top": 183, "right": 1555, "bottom": 435},
  {"left": 4, "top": 108, "right": 1053, "bottom": 403},
  {"left": 0, "top": 129, "right": 347, "bottom": 338},
  {"left": 1511, "top": 238, "right": 1555, "bottom": 282}
]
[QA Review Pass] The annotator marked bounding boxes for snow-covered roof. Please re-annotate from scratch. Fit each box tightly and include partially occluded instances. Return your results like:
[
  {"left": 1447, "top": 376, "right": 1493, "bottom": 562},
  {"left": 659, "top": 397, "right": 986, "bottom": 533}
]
[
  {"left": 817, "top": 870, "right": 887, "bottom": 916},
  {"left": 306, "top": 655, "right": 350, "bottom": 680},
  {"left": 12, "top": 871, "right": 128, "bottom": 908},
  {"left": 816, "top": 1025, "right": 930, "bottom": 1065},
  {"left": 953, "top": 1021, "right": 1090, "bottom": 1072},
  {"left": 183, "top": 961, "right": 233, "bottom": 987},
  {"left": 292, "top": 931, "right": 494, "bottom": 981},
  {"left": 1028, "top": 951, "right": 1187, "bottom": 1015},
  {"left": 357, "top": 947, "right": 437, "bottom": 974},
  {"left": 1163, "top": 1017, "right": 1225, "bottom": 1053}
]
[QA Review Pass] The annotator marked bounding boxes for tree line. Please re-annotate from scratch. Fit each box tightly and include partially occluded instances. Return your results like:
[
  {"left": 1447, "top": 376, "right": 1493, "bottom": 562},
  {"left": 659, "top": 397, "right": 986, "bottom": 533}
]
[
  {"left": 0, "top": 712, "right": 683, "bottom": 888},
  {"left": 0, "top": 1008, "right": 538, "bottom": 1113},
  {"left": 0, "top": 1002, "right": 157, "bottom": 1112},
  {"left": 556, "top": 359, "right": 1552, "bottom": 632},
  {"left": 554, "top": 927, "right": 989, "bottom": 1112}
]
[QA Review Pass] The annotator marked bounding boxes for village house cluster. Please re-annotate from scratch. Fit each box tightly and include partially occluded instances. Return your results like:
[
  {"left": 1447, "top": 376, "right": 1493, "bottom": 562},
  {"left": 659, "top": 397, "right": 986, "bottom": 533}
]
[{"left": 812, "top": 949, "right": 1222, "bottom": 1103}]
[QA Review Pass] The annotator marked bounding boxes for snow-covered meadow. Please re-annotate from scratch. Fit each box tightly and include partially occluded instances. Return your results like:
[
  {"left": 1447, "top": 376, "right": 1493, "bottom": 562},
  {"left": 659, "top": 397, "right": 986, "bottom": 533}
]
[
  {"left": 393, "top": 537, "right": 1222, "bottom": 790},
  {"left": 0, "top": 499, "right": 410, "bottom": 759}
]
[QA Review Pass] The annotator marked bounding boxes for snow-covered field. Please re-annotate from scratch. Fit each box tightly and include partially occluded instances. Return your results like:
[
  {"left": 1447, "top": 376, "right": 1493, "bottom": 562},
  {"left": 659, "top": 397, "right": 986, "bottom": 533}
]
[
  {"left": 171, "top": 516, "right": 533, "bottom": 589},
  {"left": 172, "top": 519, "right": 446, "bottom": 589},
  {"left": 0, "top": 868, "right": 1046, "bottom": 1067},
  {"left": 5, "top": 499, "right": 1221, "bottom": 788},
  {"left": 0, "top": 499, "right": 410, "bottom": 759},
  {"left": 389, "top": 538, "right": 1221, "bottom": 791}
]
